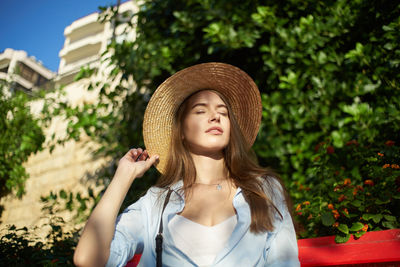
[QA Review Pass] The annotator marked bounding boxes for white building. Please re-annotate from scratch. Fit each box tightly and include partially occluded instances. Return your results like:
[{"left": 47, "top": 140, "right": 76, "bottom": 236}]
[
  {"left": 57, "top": 0, "right": 136, "bottom": 85},
  {"left": 0, "top": 48, "right": 55, "bottom": 95},
  {"left": 0, "top": 0, "right": 137, "bottom": 234}
]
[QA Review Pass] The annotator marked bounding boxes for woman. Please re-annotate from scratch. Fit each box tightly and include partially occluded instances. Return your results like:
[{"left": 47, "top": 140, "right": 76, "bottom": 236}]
[{"left": 74, "top": 63, "right": 299, "bottom": 267}]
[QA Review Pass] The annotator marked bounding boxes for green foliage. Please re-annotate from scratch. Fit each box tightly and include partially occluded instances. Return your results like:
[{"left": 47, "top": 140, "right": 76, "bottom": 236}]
[
  {"left": 0, "top": 219, "right": 77, "bottom": 266},
  {"left": 295, "top": 141, "right": 400, "bottom": 242},
  {"left": 37, "top": 0, "right": 400, "bottom": 243},
  {"left": 41, "top": 187, "right": 100, "bottom": 224},
  {"left": 0, "top": 82, "right": 46, "bottom": 197}
]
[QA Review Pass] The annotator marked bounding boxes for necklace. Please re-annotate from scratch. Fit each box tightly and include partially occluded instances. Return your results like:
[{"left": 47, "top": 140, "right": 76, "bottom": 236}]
[{"left": 194, "top": 179, "right": 227, "bottom": 191}]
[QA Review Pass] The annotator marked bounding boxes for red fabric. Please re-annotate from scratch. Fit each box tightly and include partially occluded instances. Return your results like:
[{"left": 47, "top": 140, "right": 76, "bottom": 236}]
[
  {"left": 298, "top": 229, "right": 400, "bottom": 266},
  {"left": 125, "top": 254, "right": 141, "bottom": 267}
]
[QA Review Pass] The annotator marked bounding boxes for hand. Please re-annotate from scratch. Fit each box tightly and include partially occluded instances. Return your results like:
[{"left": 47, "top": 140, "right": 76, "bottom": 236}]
[{"left": 115, "top": 148, "right": 159, "bottom": 181}]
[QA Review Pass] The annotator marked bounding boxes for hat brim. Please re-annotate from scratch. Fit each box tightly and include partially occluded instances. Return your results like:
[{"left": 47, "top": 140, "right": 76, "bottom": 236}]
[{"left": 143, "top": 62, "right": 262, "bottom": 174}]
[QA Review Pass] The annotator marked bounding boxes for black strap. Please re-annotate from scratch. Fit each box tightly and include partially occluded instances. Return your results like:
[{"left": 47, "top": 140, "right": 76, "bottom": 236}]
[{"left": 156, "top": 189, "right": 173, "bottom": 267}]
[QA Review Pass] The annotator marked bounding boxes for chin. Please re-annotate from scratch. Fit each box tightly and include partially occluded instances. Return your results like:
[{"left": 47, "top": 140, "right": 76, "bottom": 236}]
[
  {"left": 202, "top": 143, "right": 228, "bottom": 154},
  {"left": 188, "top": 144, "right": 227, "bottom": 155}
]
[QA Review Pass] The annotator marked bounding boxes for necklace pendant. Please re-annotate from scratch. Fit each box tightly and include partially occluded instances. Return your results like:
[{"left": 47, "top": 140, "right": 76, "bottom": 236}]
[{"left": 216, "top": 184, "right": 222, "bottom": 191}]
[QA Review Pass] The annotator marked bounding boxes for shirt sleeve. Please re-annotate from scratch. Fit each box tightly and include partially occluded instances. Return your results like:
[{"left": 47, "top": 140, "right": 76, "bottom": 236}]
[
  {"left": 263, "top": 177, "right": 300, "bottom": 266},
  {"left": 265, "top": 207, "right": 300, "bottom": 266},
  {"left": 105, "top": 194, "right": 148, "bottom": 267}
]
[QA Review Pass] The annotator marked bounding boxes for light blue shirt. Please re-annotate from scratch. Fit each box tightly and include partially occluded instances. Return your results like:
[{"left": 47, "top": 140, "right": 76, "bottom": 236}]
[{"left": 106, "top": 180, "right": 300, "bottom": 267}]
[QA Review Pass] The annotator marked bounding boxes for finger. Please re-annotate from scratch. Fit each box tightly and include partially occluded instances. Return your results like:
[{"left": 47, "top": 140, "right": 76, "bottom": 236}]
[
  {"left": 126, "top": 148, "right": 137, "bottom": 157},
  {"left": 140, "top": 150, "right": 149, "bottom": 161},
  {"left": 135, "top": 151, "right": 146, "bottom": 162},
  {"left": 126, "top": 149, "right": 137, "bottom": 162},
  {"left": 136, "top": 148, "right": 145, "bottom": 161},
  {"left": 130, "top": 148, "right": 144, "bottom": 161},
  {"left": 145, "top": 154, "right": 159, "bottom": 168}
]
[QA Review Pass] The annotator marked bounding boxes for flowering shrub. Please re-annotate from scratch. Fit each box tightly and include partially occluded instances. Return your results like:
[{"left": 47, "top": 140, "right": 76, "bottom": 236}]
[
  {"left": 0, "top": 218, "right": 77, "bottom": 266},
  {"left": 294, "top": 140, "right": 400, "bottom": 243}
]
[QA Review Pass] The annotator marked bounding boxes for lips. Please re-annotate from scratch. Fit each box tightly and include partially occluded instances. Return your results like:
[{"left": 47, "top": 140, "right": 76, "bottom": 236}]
[{"left": 206, "top": 126, "right": 223, "bottom": 134}]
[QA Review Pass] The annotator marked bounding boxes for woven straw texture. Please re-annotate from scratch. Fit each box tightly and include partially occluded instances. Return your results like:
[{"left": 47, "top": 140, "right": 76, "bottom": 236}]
[{"left": 143, "top": 62, "right": 261, "bottom": 174}]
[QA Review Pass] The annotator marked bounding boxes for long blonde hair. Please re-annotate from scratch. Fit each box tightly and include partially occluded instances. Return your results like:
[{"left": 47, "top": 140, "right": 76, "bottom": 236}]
[{"left": 155, "top": 90, "right": 292, "bottom": 233}]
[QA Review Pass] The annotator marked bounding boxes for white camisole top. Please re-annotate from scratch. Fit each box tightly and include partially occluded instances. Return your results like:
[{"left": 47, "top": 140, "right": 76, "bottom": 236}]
[{"left": 168, "top": 214, "right": 237, "bottom": 267}]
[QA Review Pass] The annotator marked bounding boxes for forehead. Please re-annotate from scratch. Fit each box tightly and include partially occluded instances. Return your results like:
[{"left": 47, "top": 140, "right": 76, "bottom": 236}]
[{"left": 186, "top": 90, "right": 226, "bottom": 105}]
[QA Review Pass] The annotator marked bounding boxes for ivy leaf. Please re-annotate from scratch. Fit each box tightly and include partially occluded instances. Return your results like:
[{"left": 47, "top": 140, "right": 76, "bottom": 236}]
[
  {"left": 351, "top": 200, "right": 362, "bottom": 207},
  {"left": 349, "top": 222, "right": 364, "bottom": 232},
  {"left": 383, "top": 215, "right": 396, "bottom": 222},
  {"left": 362, "top": 214, "right": 373, "bottom": 221},
  {"left": 59, "top": 190, "right": 67, "bottom": 199},
  {"left": 354, "top": 231, "right": 366, "bottom": 239},
  {"left": 350, "top": 166, "right": 361, "bottom": 179},
  {"left": 343, "top": 211, "right": 350, "bottom": 219},
  {"left": 338, "top": 224, "right": 349, "bottom": 234},
  {"left": 372, "top": 214, "right": 383, "bottom": 224},
  {"left": 335, "top": 233, "right": 351, "bottom": 243},
  {"left": 321, "top": 212, "right": 335, "bottom": 226},
  {"left": 376, "top": 198, "right": 390, "bottom": 204},
  {"left": 382, "top": 221, "right": 396, "bottom": 229}
]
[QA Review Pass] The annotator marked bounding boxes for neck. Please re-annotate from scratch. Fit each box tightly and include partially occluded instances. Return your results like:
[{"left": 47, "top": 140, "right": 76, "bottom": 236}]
[{"left": 190, "top": 152, "right": 228, "bottom": 184}]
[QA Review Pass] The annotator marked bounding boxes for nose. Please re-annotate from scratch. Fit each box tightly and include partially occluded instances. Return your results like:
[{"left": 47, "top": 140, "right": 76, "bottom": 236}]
[{"left": 209, "top": 111, "right": 220, "bottom": 122}]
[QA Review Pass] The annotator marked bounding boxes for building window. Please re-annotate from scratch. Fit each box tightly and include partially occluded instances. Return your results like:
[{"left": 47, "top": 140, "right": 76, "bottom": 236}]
[{"left": 17, "top": 62, "right": 36, "bottom": 82}]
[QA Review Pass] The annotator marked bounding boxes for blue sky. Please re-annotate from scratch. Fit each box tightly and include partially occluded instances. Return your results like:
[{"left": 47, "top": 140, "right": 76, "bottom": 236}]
[{"left": 0, "top": 0, "right": 121, "bottom": 72}]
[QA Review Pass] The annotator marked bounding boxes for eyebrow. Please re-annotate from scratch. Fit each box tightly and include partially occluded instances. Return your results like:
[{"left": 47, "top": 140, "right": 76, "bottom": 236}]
[{"left": 191, "top": 103, "right": 228, "bottom": 109}]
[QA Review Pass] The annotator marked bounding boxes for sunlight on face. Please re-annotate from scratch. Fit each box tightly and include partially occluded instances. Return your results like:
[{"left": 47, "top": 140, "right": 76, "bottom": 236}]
[{"left": 182, "top": 90, "right": 231, "bottom": 155}]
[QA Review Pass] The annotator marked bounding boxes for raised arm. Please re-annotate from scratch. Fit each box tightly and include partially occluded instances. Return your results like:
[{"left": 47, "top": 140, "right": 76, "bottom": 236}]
[{"left": 73, "top": 148, "right": 159, "bottom": 267}]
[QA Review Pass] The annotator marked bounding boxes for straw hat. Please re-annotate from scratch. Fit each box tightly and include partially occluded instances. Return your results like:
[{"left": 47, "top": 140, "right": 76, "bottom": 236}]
[{"left": 143, "top": 62, "right": 262, "bottom": 173}]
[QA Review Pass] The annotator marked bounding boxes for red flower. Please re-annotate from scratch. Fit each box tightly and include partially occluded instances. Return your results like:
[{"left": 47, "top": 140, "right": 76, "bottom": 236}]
[
  {"left": 362, "top": 224, "right": 368, "bottom": 232},
  {"left": 326, "top": 146, "right": 335, "bottom": 154},
  {"left": 364, "top": 180, "right": 374, "bottom": 186},
  {"left": 344, "top": 178, "right": 351, "bottom": 185},
  {"left": 338, "top": 194, "right": 346, "bottom": 202},
  {"left": 353, "top": 188, "right": 358, "bottom": 196},
  {"left": 296, "top": 204, "right": 302, "bottom": 212},
  {"left": 383, "top": 164, "right": 390, "bottom": 169},
  {"left": 346, "top": 140, "right": 359, "bottom": 146},
  {"left": 385, "top": 140, "right": 395, "bottom": 146},
  {"left": 332, "top": 209, "right": 340, "bottom": 219},
  {"left": 328, "top": 203, "right": 334, "bottom": 210},
  {"left": 377, "top": 152, "right": 384, "bottom": 157},
  {"left": 391, "top": 164, "right": 400, "bottom": 169},
  {"left": 303, "top": 201, "right": 310, "bottom": 205},
  {"left": 333, "top": 222, "right": 339, "bottom": 227}
]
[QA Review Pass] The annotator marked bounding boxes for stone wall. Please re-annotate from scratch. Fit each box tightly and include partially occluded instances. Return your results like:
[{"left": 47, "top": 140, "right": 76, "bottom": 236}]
[{"left": 0, "top": 80, "right": 110, "bottom": 234}]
